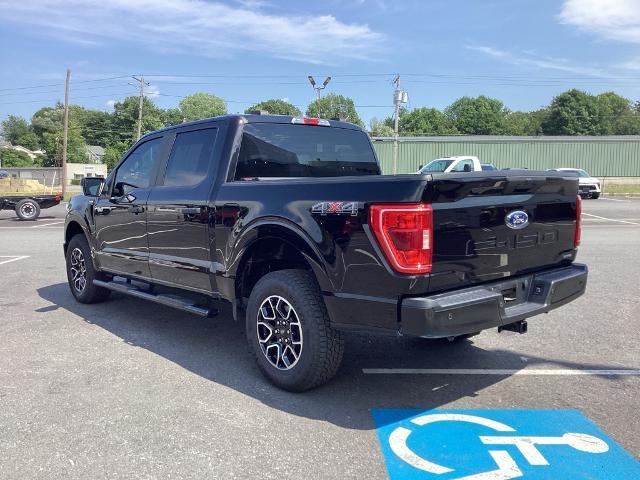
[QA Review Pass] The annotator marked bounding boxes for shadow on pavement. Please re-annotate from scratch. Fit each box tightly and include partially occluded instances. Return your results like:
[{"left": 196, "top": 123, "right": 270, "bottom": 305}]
[{"left": 38, "top": 282, "right": 627, "bottom": 431}]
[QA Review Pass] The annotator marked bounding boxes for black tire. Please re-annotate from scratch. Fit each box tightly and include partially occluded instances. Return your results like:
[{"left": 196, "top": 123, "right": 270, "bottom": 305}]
[
  {"left": 15, "top": 199, "right": 40, "bottom": 221},
  {"left": 246, "top": 269, "right": 344, "bottom": 392},
  {"left": 591, "top": 193, "right": 600, "bottom": 199},
  {"left": 66, "top": 234, "right": 111, "bottom": 304}
]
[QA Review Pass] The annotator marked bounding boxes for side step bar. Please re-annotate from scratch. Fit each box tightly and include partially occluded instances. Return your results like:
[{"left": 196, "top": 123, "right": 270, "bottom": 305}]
[{"left": 93, "top": 279, "right": 217, "bottom": 317}]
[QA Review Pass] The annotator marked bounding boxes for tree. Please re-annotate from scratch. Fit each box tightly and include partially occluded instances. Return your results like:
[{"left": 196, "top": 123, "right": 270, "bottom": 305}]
[
  {"left": 163, "top": 108, "right": 184, "bottom": 127},
  {"left": 445, "top": 96, "right": 507, "bottom": 134},
  {"left": 103, "top": 142, "right": 129, "bottom": 171},
  {"left": 399, "top": 108, "right": 458, "bottom": 135},
  {"left": 31, "top": 106, "right": 87, "bottom": 164},
  {"left": 1, "top": 115, "right": 40, "bottom": 150},
  {"left": 595, "top": 92, "right": 640, "bottom": 135},
  {"left": 0, "top": 149, "right": 36, "bottom": 167},
  {"left": 504, "top": 110, "right": 547, "bottom": 136},
  {"left": 70, "top": 106, "right": 113, "bottom": 146},
  {"left": 306, "top": 93, "right": 363, "bottom": 126},
  {"left": 542, "top": 89, "right": 600, "bottom": 135},
  {"left": 111, "top": 96, "right": 166, "bottom": 145},
  {"left": 179, "top": 93, "right": 226, "bottom": 122},
  {"left": 369, "top": 117, "right": 394, "bottom": 136},
  {"left": 245, "top": 99, "right": 301, "bottom": 116}
]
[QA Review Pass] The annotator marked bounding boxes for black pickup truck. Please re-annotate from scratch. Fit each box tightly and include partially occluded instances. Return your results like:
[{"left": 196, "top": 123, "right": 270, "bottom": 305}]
[{"left": 64, "top": 114, "right": 587, "bottom": 391}]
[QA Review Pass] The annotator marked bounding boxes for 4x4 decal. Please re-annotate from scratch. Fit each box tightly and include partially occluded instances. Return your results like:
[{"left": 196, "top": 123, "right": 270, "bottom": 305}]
[{"left": 311, "top": 201, "right": 359, "bottom": 216}]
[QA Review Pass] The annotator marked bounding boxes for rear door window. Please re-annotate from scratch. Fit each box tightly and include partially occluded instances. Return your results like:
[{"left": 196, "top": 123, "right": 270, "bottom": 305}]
[
  {"left": 234, "top": 123, "right": 380, "bottom": 179},
  {"left": 163, "top": 128, "right": 218, "bottom": 187}
]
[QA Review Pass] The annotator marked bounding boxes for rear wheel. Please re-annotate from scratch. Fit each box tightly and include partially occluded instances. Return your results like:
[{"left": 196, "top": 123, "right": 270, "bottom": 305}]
[
  {"left": 591, "top": 193, "right": 600, "bottom": 199},
  {"left": 15, "top": 199, "right": 40, "bottom": 221},
  {"left": 246, "top": 269, "right": 344, "bottom": 391},
  {"left": 66, "top": 234, "right": 111, "bottom": 304}
]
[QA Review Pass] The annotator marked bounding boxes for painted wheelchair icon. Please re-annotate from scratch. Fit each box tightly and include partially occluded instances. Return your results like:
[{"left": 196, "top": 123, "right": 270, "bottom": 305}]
[{"left": 389, "top": 413, "right": 609, "bottom": 479}]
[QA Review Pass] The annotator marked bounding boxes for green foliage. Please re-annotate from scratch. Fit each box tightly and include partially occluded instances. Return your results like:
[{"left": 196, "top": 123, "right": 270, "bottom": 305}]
[
  {"left": 179, "top": 93, "right": 226, "bottom": 122},
  {"left": 103, "top": 142, "right": 129, "bottom": 171},
  {"left": 504, "top": 110, "right": 547, "bottom": 136},
  {"left": 111, "top": 96, "right": 165, "bottom": 144},
  {"left": 306, "top": 93, "right": 363, "bottom": 126},
  {"left": 542, "top": 89, "right": 600, "bottom": 135},
  {"left": 163, "top": 108, "right": 184, "bottom": 127},
  {"left": 369, "top": 117, "right": 395, "bottom": 136},
  {"left": 399, "top": 108, "right": 458, "bottom": 135},
  {"left": 0, "top": 149, "right": 36, "bottom": 167},
  {"left": 1, "top": 115, "right": 40, "bottom": 150},
  {"left": 70, "top": 106, "right": 113, "bottom": 146},
  {"left": 245, "top": 99, "right": 301, "bottom": 116},
  {"left": 445, "top": 96, "right": 508, "bottom": 134}
]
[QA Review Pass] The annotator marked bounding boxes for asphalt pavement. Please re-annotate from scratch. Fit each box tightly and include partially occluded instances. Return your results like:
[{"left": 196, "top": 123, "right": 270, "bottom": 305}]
[{"left": 0, "top": 198, "right": 638, "bottom": 479}]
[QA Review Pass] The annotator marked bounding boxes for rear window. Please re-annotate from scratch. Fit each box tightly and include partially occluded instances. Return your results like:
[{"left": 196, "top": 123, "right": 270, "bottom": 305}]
[
  {"left": 234, "top": 123, "right": 380, "bottom": 179},
  {"left": 420, "top": 159, "right": 454, "bottom": 173}
]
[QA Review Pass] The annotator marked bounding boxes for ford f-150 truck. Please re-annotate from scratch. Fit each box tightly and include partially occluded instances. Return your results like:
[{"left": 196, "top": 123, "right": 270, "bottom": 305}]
[{"left": 64, "top": 114, "right": 587, "bottom": 391}]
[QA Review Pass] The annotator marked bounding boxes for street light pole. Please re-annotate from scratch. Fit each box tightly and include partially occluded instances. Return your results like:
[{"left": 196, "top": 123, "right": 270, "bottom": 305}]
[{"left": 307, "top": 76, "right": 331, "bottom": 118}]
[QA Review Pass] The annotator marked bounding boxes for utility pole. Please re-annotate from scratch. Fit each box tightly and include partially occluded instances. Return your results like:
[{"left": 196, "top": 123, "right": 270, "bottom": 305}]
[
  {"left": 61, "top": 69, "right": 70, "bottom": 198},
  {"left": 391, "top": 74, "right": 409, "bottom": 175},
  {"left": 132, "top": 75, "right": 149, "bottom": 140},
  {"left": 307, "top": 76, "right": 331, "bottom": 118}
]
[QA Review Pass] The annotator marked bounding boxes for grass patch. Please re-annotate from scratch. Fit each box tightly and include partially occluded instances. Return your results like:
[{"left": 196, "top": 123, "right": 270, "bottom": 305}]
[{"left": 604, "top": 184, "right": 640, "bottom": 194}]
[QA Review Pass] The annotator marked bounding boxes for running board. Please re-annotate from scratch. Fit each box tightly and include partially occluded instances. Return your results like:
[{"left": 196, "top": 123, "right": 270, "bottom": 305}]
[{"left": 93, "top": 279, "right": 216, "bottom": 317}]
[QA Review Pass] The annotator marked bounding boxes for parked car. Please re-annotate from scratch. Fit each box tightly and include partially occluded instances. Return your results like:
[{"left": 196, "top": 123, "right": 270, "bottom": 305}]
[
  {"left": 552, "top": 168, "right": 601, "bottom": 199},
  {"left": 0, "top": 170, "right": 9, "bottom": 178},
  {"left": 418, "top": 156, "right": 483, "bottom": 173},
  {"left": 65, "top": 114, "right": 587, "bottom": 391}
]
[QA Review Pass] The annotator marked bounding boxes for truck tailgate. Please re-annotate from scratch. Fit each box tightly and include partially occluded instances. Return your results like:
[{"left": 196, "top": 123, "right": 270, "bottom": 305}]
[{"left": 424, "top": 172, "right": 579, "bottom": 293}]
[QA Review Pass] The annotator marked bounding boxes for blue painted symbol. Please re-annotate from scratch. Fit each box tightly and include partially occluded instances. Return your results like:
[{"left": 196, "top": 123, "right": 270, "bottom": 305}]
[
  {"left": 372, "top": 409, "right": 640, "bottom": 479},
  {"left": 505, "top": 210, "right": 529, "bottom": 229}
]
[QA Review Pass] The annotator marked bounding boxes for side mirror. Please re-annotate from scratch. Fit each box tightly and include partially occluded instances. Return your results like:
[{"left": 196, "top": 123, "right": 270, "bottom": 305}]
[{"left": 81, "top": 176, "right": 104, "bottom": 197}]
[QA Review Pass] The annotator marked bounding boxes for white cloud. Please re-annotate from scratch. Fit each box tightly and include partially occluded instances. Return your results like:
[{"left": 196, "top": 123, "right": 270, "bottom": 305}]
[
  {"left": 466, "top": 45, "right": 608, "bottom": 77},
  {"left": 0, "top": 0, "right": 384, "bottom": 65},
  {"left": 559, "top": 0, "right": 640, "bottom": 43},
  {"left": 145, "top": 85, "right": 161, "bottom": 98},
  {"left": 105, "top": 99, "right": 116, "bottom": 109}
]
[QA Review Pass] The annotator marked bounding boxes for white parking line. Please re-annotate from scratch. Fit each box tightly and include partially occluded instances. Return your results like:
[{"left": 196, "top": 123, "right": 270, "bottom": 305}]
[
  {"left": 362, "top": 368, "right": 640, "bottom": 376},
  {"left": 600, "top": 197, "right": 629, "bottom": 202},
  {"left": 31, "top": 221, "right": 65, "bottom": 228},
  {"left": 0, "top": 255, "right": 30, "bottom": 265},
  {"left": 581, "top": 213, "right": 639, "bottom": 225}
]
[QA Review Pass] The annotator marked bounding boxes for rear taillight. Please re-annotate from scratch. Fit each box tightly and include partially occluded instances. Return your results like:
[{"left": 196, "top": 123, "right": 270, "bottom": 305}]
[
  {"left": 369, "top": 203, "right": 433, "bottom": 274},
  {"left": 574, "top": 195, "right": 582, "bottom": 247}
]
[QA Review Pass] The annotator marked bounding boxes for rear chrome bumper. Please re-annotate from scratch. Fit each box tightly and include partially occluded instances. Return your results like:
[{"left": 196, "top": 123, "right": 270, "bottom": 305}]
[{"left": 400, "top": 263, "right": 588, "bottom": 338}]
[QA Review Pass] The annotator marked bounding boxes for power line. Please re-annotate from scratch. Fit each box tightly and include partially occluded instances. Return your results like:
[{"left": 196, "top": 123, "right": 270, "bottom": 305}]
[{"left": 0, "top": 75, "right": 131, "bottom": 93}]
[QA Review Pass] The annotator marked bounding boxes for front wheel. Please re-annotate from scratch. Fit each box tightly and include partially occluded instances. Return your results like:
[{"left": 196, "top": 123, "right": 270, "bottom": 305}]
[
  {"left": 15, "top": 199, "right": 40, "bottom": 220},
  {"left": 591, "top": 193, "right": 600, "bottom": 199},
  {"left": 246, "top": 270, "right": 344, "bottom": 392},
  {"left": 66, "top": 234, "right": 111, "bottom": 304}
]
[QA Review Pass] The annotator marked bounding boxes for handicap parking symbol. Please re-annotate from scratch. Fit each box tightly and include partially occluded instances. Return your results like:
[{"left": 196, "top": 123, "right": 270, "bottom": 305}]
[{"left": 372, "top": 409, "right": 640, "bottom": 479}]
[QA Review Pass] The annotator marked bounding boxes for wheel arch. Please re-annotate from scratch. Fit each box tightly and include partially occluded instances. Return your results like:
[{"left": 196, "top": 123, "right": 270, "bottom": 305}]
[{"left": 228, "top": 219, "right": 334, "bottom": 316}]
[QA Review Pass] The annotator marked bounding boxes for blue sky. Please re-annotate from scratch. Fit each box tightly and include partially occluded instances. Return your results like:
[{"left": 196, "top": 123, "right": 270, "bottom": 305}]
[{"left": 1, "top": 0, "right": 640, "bottom": 126}]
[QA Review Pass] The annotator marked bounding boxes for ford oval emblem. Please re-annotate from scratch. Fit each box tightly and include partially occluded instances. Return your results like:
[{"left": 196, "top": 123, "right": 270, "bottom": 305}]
[{"left": 505, "top": 210, "right": 529, "bottom": 229}]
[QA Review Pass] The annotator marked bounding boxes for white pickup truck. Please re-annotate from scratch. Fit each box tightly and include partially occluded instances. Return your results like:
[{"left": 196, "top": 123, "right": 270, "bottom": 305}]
[{"left": 418, "top": 156, "right": 495, "bottom": 174}]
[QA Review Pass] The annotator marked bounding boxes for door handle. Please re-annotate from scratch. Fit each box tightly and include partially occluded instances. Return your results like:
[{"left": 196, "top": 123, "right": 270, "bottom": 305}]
[
  {"left": 128, "top": 205, "right": 145, "bottom": 214},
  {"left": 95, "top": 205, "right": 112, "bottom": 214}
]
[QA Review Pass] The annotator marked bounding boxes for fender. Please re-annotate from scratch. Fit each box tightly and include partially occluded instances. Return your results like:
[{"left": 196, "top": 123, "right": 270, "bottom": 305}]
[{"left": 221, "top": 216, "right": 335, "bottom": 295}]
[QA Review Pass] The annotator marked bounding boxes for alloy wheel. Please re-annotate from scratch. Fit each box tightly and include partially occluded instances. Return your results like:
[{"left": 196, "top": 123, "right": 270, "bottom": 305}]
[
  {"left": 70, "top": 247, "right": 87, "bottom": 293},
  {"left": 256, "top": 295, "right": 303, "bottom": 370}
]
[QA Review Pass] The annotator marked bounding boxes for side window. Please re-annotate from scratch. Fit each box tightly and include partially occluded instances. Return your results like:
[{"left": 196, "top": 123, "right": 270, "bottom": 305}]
[
  {"left": 114, "top": 138, "right": 162, "bottom": 194},
  {"left": 452, "top": 159, "right": 474, "bottom": 172},
  {"left": 163, "top": 128, "right": 217, "bottom": 187}
]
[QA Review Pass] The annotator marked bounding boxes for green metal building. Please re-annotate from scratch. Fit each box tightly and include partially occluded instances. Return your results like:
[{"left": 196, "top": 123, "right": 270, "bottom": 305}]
[{"left": 371, "top": 136, "right": 640, "bottom": 177}]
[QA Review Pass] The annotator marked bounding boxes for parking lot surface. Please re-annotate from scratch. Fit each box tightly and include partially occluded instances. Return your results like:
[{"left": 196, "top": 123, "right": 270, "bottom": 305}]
[{"left": 1, "top": 198, "right": 639, "bottom": 479}]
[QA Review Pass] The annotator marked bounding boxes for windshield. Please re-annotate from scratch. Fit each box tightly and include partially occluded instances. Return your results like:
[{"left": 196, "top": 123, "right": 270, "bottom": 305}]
[
  {"left": 561, "top": 169, "right": 590, "bottom": 178},
  {"left": 420, "top": 159, "right": 454, "bottom": 173},
  {"left": 235, "top": 123, "right": 380, "bottom": 179}
]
